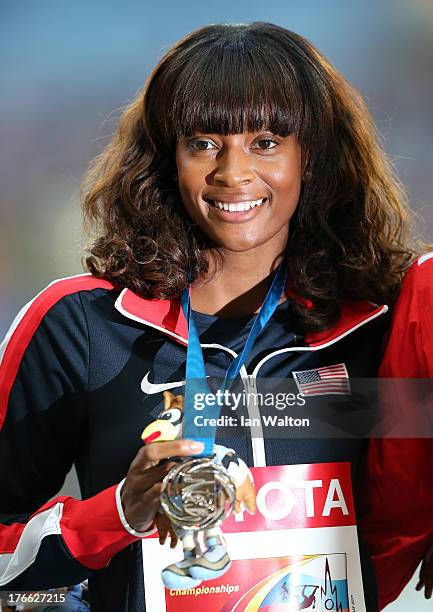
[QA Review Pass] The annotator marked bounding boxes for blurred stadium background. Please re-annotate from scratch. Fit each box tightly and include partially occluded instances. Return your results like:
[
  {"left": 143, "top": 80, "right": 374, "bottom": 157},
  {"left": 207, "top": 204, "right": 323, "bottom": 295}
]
[{"left": 1, "top": 1, "right": 432, "bottom": 609}]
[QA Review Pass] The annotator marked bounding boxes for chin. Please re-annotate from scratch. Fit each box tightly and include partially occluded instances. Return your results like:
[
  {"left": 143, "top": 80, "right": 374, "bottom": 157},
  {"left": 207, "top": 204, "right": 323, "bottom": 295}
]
[
  {"left": 200, "top": 222, "right": 280, "bottom": 253},
  {"left": 216, "top": 239, "right": 266, "bottom": 253}
]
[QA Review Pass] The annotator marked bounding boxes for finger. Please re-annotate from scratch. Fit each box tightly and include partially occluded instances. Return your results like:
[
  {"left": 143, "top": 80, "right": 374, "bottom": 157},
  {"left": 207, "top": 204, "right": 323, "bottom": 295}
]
[
  {"left": 416, "top": 581, "right": 424, "bottom": 591},
  {"left": 234, "top": 500, "right": 241, "bottom": 514},
  {"left": 127, "top": 461, "right": 179, "bottom": 493},
  {"left": 169, "top": 531, "right": 179, "bottom": 548},
  {"left": 419, "top": 561, "right": 433, "bottom": 588},
  {"left": 139, "top": 440, "right": 204, "bottom": 468},
  {"left": 127, "top": 440, "right": 204, "bottom": 482},
  {"left": 157, "top": 521, "right": 169, "bottom": 544},
  {"left": 422, "top": 571, "right": 433, "bottom": 599}
]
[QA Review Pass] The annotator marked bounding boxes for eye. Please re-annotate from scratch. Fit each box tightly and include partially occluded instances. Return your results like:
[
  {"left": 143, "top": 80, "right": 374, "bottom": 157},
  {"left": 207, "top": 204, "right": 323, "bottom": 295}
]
[
  {"left": 253, "top": 138, "right": 278, "bottom": 151},
  {"left": 158, "top": 408, "right": 182, "bottom": 424},
  {"left": 188, "top": 139, "right": 216, "bottom": 151}
]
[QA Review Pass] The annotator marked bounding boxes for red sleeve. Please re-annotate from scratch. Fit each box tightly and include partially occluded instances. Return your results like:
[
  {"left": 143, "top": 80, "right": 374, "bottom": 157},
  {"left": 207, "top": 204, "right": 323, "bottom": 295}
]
[{"left": 358, "top": 254, "right": 433, "bottom": 609}]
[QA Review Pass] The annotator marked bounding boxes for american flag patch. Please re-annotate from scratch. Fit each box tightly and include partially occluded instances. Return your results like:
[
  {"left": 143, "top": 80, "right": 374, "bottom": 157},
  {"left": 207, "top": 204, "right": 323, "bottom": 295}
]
[{"left": 292, "top": 363, "right": 350, "bottom": 396}]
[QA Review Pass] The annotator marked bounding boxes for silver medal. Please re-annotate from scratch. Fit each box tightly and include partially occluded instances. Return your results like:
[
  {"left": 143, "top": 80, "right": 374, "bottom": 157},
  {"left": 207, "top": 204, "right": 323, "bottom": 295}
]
[{"left": 160, "top": 456, "right": 236, "bottom": 530}]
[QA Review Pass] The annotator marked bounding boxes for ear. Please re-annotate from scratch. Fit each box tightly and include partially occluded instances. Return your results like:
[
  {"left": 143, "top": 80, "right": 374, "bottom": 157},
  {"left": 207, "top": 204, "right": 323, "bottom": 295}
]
[{"left": 163, "top": 390, "right": 176, "bottom": 410}]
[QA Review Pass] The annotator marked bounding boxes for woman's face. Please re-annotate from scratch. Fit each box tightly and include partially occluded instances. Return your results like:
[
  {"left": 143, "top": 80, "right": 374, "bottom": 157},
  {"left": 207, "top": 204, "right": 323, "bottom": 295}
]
[{"left": 175, "top": 131, "right": 303, "bottom": 254}]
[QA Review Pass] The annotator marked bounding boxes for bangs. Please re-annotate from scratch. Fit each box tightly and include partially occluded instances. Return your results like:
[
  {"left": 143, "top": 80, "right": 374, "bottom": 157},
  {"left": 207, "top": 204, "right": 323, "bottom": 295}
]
[{"left": 166, "top": 28, "right": 311, "bottom": 139}]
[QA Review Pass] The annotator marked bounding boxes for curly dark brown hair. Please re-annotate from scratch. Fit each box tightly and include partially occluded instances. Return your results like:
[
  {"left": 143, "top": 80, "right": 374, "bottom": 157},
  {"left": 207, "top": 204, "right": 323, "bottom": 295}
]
[{"left": 81, "top": 22, "right": 424, "bottom": 331}]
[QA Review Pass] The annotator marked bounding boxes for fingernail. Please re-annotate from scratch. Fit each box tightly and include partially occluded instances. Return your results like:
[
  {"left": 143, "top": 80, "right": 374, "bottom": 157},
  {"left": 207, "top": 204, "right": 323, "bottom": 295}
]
[{"left": 187, "top": 441, "right": 204, "bottom": 452}]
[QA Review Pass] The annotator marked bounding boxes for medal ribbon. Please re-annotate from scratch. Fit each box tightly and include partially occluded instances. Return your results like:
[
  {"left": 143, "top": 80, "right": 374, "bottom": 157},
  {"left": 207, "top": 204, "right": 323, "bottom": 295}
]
[{"left": 180, "top": 257, "right": 288, "bottom": 455}]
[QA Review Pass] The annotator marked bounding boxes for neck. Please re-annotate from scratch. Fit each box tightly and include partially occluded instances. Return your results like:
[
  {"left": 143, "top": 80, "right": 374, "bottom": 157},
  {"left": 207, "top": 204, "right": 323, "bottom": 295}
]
[{"left": 190, "top": 239, "right": 288, "bottom": 318}]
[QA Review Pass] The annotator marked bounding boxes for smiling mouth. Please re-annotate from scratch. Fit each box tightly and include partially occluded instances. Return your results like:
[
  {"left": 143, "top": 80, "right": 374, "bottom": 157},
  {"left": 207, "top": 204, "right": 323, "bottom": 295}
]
[{"left": 204, "top": 197, "right": 267, "bottom": 212}]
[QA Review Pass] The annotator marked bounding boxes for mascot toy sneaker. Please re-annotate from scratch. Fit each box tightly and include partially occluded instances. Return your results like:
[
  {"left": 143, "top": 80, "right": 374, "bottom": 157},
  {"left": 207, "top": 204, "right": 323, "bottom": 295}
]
[{"left": 141, "top": 391, "right": 256, "bottom": 590}]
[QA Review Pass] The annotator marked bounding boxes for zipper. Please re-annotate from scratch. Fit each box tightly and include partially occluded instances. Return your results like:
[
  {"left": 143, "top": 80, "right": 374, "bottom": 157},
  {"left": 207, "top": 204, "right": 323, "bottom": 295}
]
[{"left": 245, "top": 374, "right": 267, "bottom": 468}]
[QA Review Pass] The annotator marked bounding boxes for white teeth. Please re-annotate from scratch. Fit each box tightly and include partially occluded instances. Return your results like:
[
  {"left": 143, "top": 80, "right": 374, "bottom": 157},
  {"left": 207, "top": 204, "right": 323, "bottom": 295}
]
[{"left": 212, "top": 198, "right": 266, "bottom": 212}]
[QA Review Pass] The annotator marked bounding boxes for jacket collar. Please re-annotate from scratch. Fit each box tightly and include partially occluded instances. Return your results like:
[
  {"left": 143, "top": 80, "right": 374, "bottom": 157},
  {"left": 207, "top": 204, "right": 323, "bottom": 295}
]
[
  {"left": 114, "top": 287, "right": 388, "bottom": 350},
  {"left": 115, "top": 288, "right": 188, "bottom": 346}
]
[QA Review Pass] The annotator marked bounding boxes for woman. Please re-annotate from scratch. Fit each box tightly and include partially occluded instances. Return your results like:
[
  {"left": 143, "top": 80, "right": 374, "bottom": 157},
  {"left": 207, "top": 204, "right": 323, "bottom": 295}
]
[{"left": 0, "top": 22, "right": 426, "bottom": 611}]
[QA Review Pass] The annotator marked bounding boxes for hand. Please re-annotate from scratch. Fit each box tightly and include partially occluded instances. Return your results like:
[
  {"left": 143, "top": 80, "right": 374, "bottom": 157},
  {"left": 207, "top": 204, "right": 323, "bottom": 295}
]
[
  {"left": 416, "top": 553, "right": 433, "bottom": 599},
  {"left": 155, "top": 512, "right": 179, "bottom": 548},
  {"left": 120, "top": 439, "right": 204, "bottom": 532}
]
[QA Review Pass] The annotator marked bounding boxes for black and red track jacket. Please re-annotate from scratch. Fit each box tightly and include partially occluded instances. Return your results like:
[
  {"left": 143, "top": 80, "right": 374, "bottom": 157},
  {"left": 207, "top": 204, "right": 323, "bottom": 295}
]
[{"left": 0, "top": 262, "right": 414, "bottom": 611}]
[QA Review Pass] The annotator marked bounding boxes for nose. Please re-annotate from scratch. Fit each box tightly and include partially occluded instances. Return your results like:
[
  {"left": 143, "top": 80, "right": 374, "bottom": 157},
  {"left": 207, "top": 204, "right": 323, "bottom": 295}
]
[{"left": 213, "top": 148, "right": 255, "bottom": 187}]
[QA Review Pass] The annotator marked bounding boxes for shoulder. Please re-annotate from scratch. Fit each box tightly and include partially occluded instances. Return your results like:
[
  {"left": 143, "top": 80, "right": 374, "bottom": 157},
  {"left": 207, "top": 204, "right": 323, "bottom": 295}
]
[
  {"left": 389, "top": 252, "right": 433, "bottom": 320},
  {"left": 17, "top": 272, "right": 116, "bottom": 318},
  {"left": 0, "top": 274, "right": 118, "bottom": 429},
  {"left": 416, "top": 252, "right": 433, "bottom": 267},
  {"left": 1, "top": 274, "right": 116, "bottom": 354},
  {"left": 0, "top": 273, "right": 117, "bottom": 378},
  {"left": 379, "top": 253, "right": 433, "bottom": 377},
  {"left": 399, "top": 252, "right": 433, "bottom": 292}
]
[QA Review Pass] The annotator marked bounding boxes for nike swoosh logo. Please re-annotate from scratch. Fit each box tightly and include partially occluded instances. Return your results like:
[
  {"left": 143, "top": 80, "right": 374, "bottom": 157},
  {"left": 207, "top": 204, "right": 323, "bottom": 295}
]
[
  {"left": 140, "top": 371, "right": 186, "bottom": 395},
  {"left": 140, "top": 371, "right": 213, "bottom": 395}
]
